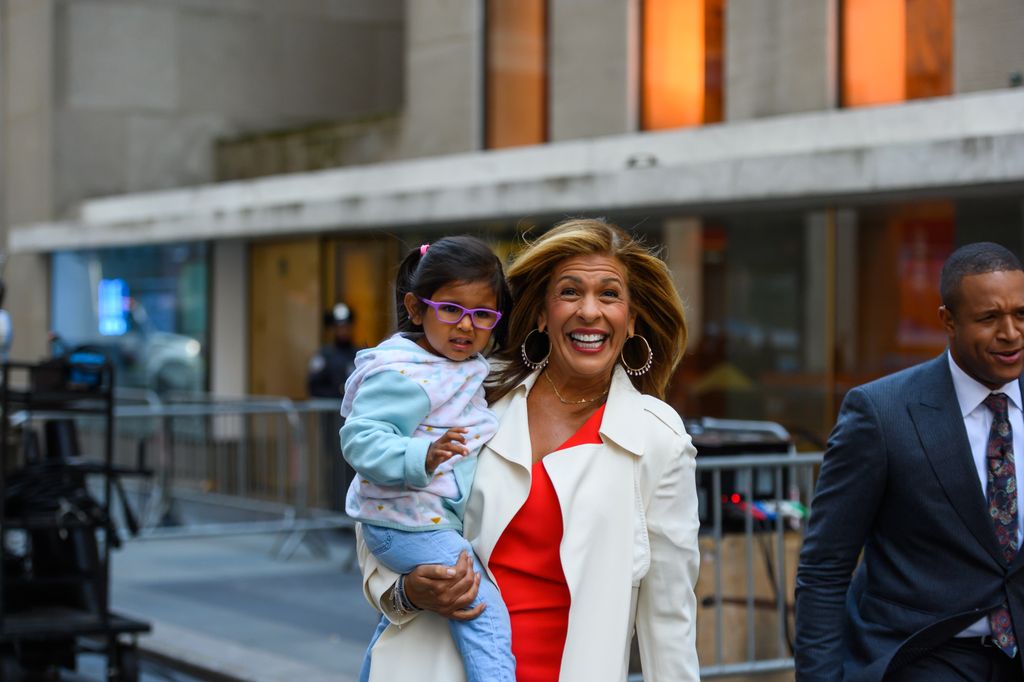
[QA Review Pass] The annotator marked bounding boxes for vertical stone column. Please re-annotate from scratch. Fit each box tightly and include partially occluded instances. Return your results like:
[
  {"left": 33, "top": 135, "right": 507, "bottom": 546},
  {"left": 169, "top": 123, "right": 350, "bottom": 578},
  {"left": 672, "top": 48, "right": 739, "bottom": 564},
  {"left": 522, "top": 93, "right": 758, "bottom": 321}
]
[
  {"left": 211, "top": 239, "right": 248, "bottom": 396},
  {"left": 725, "top": 0, "right": 836, "bottom": 121},
  {"left": 399, "top": 0, "right": 484, "bottom": 157},
  {"left": 3, "top": 0, "right": 55, "bottom": 360},
  {"left": 664, "top": 217, "right": 703, "bottom": 354},
  {"left": 954, "top": 0, "right": 1024, "bottom": 93},
  {"left": 549, "top": 0, "right": 634, "bottom": 141},
  {"left": 803, "top": 211, "right": 830, "bottom": 374}
]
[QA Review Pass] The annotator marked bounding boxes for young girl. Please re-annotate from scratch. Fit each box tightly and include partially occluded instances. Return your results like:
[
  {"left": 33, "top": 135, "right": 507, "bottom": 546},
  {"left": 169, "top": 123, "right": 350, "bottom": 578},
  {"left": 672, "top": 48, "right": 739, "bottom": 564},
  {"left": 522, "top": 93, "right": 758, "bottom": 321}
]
[{"left": 341, "top": 236, "right": 516, "bottom": 682}]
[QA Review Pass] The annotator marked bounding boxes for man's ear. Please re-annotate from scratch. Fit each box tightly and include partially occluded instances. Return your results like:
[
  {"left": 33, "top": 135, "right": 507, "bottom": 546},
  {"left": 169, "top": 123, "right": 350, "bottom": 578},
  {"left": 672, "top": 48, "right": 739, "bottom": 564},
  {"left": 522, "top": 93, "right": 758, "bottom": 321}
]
[
  {"left": 938, "top": 305, "right": 956, "bottom": 336},
  {"left": 404, "top": 292, "right": 424, "bottom": 325}
]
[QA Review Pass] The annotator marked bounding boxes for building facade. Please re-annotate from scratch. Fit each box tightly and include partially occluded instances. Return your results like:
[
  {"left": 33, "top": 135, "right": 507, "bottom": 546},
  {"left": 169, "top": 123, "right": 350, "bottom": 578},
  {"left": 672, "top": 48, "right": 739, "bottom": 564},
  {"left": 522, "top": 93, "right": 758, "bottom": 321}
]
[{"left": 5, "top": 0, "right": 1024, "bottom": 442}]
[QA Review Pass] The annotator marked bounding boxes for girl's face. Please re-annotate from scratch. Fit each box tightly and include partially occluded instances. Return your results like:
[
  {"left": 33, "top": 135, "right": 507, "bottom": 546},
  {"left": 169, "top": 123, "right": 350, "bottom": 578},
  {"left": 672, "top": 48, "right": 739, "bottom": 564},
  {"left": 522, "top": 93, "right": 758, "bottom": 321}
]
[{"left": 404, "top": 279, "right": 498, "bottom": 361}]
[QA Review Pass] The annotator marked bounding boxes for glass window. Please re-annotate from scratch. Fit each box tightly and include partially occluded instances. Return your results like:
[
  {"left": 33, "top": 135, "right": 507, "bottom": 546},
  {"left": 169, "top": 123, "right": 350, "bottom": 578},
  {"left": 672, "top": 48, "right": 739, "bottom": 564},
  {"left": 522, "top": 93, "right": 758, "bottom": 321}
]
[
  {"left": 660, "top": 195, "right": 1024, "bottom": 445},
  {"left": 842, "top": 0, "right": 952, "bottom": 107},
  {"left": 641, "top": 0, "right": 725, "bottom": 130},
  {"left": 905, "top": 0, "right": 953, "bottom": 99},
  {"left": 51, "top": 243, "right": 209, "bottom": 394},
  {"left": 838, "top": 197, "right": 1024, "bottom": 386},
  {"left": 836, "top": 202, "right": 954, "bottom": 385},
  {"left": 485, "top": 0, "right": 547, "bottom": 149},
  {"left": 668, "top": 211, "right": 830, "bottom": 442}
]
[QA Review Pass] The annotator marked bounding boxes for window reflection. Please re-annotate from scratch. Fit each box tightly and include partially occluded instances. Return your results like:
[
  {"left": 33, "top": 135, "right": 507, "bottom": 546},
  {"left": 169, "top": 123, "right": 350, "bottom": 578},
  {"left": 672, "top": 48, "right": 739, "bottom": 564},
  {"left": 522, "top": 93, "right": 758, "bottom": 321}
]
[
  {"left": 668, "top": 196, "right": 1024, "bottom": 445},
  {"left": 842, "top": 0, "right": 952, "bottom": 107},
  {"left": 641, "top": 0, "right": 725, "bottom": 130},
  {"left": 485, "top": 0, "right": 547, "bottom": 149},
  {"left": 669, "top": 213, "right": 828, "bottom": 442},
  {"left": 51, "top": 244, "right": 209, "bottom": 394}
]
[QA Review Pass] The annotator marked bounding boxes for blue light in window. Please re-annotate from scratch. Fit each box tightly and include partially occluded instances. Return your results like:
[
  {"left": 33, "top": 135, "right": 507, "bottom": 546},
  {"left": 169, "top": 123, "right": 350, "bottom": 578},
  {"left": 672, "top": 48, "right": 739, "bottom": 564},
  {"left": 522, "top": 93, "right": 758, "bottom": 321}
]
[{"left": 98, "top": 278, "right": 128, "bottom": 336}]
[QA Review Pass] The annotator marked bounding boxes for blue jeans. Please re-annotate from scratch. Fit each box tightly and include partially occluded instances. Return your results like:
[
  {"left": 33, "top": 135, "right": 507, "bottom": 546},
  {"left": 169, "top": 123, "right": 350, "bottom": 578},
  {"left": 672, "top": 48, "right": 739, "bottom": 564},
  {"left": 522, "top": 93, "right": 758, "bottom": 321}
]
[{"left": 359, "top": 525, "right": 515, "bottom": 682}]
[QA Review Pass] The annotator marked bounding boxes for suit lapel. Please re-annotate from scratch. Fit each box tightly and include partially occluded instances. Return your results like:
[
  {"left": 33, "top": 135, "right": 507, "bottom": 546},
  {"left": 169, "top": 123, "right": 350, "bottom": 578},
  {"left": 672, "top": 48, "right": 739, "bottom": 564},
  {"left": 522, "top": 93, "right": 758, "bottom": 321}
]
[
  {"left": 1009, "top": 376, "right": 1024, "bottom": 573},
  {"left": 909, "top": 356, "right": 1003, "bottom": 566}
]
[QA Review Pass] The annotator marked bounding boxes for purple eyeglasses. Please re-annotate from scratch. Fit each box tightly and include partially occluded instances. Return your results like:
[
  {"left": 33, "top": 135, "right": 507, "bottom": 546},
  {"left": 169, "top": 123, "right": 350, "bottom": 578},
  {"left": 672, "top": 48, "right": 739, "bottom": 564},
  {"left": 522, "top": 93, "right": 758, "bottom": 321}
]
[{"left": 418, "top": 297, "right": 502, "bottom": 330}]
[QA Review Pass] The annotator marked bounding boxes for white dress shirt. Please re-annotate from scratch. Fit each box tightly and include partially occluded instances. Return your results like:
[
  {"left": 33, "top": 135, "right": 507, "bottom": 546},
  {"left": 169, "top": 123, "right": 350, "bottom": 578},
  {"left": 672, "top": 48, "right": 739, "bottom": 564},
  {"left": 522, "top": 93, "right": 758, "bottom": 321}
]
[{"left": 947, "top": 351, "right": 1024, "bottom": 637}]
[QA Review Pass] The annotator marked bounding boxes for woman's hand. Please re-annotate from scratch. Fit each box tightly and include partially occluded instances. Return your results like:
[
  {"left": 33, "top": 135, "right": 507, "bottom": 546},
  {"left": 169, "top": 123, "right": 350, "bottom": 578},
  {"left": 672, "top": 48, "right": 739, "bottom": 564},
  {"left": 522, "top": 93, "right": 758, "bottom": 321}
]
[
  {"left": 425, "top": 428, "right": 468, "bottom": 474},
  {"left": 402, "top": 550, "right": 484, "bottom": 621}
]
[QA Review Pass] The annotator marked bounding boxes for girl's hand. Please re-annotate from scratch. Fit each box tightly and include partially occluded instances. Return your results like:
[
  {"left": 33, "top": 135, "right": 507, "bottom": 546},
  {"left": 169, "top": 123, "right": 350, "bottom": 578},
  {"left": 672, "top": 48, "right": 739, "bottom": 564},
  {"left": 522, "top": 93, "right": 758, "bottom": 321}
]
[
  {"left": 425, "top": 428, "right": 468, "bottom": 474},
  {"left": 403, "top": 551, "right": 484, "bottom": 621}
]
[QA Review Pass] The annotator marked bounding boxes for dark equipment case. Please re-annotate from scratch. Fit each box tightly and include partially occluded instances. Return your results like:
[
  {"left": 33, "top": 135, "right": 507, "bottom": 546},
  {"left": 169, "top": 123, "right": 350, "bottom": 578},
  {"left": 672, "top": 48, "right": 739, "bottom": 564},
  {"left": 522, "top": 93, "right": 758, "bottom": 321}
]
[{"left": 0, "top": 359, "right": 150, "bottom": 681}]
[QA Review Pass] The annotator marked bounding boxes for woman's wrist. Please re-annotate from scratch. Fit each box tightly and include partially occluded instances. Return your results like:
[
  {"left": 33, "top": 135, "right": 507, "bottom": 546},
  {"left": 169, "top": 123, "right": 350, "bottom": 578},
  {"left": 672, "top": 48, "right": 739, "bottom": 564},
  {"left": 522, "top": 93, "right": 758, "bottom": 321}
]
[{"left": 390, "top": 573, "right": 422, "bottom": 616}]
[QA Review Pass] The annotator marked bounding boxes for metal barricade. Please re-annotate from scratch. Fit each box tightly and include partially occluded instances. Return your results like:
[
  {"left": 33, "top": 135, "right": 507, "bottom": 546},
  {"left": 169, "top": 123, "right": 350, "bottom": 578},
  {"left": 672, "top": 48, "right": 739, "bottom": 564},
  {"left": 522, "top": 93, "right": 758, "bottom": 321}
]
[
  {"left": 625, "top": 451, "right": 822, "bottom": 681},
  {"left": 696, "top": 452, "right": 821, "bottom": 678},
  {"left": 69, "top": 394, "right": 354, "bottom": 559},
  {"left": 47, "top": 392, "right": 824, "bottom": 674}
]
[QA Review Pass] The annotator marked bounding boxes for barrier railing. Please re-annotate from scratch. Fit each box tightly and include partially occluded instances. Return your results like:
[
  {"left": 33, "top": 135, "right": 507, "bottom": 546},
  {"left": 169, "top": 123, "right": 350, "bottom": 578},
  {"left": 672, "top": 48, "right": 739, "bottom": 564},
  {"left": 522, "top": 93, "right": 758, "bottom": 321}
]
[
  {"left": 627, "top": 451, "right": 823, "bottom": 681},
  {"left": 66, "top": 395, "right": 354, "bottom": 559},
  {"left": 33, "top": 393, "right": 822, "bottom": 673}
]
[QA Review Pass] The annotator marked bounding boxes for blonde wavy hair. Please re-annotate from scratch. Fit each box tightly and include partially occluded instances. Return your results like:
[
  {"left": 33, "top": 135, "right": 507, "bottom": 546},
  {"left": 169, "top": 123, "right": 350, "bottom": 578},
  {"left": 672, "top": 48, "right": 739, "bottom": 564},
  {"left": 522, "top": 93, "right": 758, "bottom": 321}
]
[{"left": 488, "top": 218, "right": 688, "bottom": 402}]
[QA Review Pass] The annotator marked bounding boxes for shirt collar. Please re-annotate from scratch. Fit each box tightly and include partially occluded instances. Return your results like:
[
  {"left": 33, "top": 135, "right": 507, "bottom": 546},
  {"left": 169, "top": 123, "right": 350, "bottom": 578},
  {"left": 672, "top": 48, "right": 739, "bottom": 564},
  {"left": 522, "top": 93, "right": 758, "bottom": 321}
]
[{"left": 946, "top": 350, "right": 1023, "bottom": 417}]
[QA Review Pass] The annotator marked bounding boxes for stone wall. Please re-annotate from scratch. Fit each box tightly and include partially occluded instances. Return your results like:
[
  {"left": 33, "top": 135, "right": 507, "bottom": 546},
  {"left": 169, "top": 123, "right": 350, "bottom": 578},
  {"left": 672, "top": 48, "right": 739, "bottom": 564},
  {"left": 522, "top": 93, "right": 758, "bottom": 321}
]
[
  {"left": 51, "top": 0, "right": 404, "bottom": 213},
  {"left": 954, "top": 0, "right": 1024, "bottom": 94},
  {"left": 215, "top": 115, "right": 403, "bottom": 181}
]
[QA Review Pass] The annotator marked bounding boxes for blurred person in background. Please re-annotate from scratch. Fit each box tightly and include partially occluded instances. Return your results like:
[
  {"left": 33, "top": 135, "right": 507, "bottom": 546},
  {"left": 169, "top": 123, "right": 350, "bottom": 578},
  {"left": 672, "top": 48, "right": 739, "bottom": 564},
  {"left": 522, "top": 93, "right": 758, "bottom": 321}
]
[
  {"left": 308, "top": 302, "right": 359, "bottom": 398},
  {"left": 357, "top": 218, "right": 700, "bottom": 682},
  {"left": 309, "top": 302, "right": 361, "bottom": 511}
]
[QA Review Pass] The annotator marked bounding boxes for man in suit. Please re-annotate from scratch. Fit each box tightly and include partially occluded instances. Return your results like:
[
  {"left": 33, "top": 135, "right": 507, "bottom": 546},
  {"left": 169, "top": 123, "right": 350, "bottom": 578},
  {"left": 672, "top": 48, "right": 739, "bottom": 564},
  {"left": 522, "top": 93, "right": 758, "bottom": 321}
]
[{"left": 796, "top": 242, "right": 1024, "bottom": 681}]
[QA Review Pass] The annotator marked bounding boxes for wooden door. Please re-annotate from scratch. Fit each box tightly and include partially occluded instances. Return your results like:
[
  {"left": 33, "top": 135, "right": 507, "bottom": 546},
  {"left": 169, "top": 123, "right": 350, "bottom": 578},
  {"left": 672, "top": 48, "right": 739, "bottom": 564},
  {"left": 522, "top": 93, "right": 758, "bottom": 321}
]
[
  {"left": 324, "top": 237, "right": 397, "bottom": 348},
  {"left": 249, "top": 238, "right": 321, "bottom": 398}
]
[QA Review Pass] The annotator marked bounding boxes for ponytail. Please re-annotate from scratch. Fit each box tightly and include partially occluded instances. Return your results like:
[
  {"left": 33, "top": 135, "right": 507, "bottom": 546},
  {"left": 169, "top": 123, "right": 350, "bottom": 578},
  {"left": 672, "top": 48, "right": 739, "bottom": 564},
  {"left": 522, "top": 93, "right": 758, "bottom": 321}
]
[{"left": 394, "top": 245, "right": 427, "bottom": 333}]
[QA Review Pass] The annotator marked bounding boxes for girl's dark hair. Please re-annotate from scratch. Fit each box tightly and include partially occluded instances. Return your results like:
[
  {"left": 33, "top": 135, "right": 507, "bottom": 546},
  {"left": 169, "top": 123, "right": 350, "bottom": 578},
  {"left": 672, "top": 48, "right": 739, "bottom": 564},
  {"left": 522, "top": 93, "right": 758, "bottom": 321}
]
[{"left": 395, "top": 235, "right": 513, "bottom": 350}]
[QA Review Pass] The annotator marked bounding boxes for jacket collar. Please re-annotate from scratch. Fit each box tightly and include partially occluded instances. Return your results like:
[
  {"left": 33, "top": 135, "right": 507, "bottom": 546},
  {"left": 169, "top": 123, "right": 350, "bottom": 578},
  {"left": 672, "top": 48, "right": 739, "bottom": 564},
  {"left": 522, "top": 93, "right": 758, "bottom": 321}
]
[
  {"left": 486, "top": 365, "right": 647, "bottom": 467},
  {"left": 599, "top": 366, "right": 646, "bottom": 457}
]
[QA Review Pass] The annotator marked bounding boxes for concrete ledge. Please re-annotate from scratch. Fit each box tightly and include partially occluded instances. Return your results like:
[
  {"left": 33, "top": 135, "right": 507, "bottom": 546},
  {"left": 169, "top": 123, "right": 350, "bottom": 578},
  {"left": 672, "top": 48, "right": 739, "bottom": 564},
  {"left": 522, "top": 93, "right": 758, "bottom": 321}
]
[
  {"left": 11, "top": 89, "right": 1024, "bottom": 252},
  {"left": 126, "top": 614, "right": 358, "bottom": 682}
]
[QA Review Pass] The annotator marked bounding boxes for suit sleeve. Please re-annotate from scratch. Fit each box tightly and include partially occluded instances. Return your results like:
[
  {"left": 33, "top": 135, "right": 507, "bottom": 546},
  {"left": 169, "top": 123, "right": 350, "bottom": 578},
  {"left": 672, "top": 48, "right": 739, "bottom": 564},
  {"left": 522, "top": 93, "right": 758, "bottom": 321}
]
[
  {"left": 636, "top": 430, "right": 701, "bottom": 681},
  {"left": 340, "top": 371, "right": 433, "bottom": 489},
  {"left": 795, "top": 387, "right": 888, "bottom": 681}
]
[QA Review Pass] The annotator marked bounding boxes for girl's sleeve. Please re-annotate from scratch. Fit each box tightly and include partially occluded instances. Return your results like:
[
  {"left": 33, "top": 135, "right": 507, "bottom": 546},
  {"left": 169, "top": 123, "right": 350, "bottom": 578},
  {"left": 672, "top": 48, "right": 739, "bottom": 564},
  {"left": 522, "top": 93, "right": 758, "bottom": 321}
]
[
  {"left": 341, "top": 370, "right": 434, "bottom": 489},
  {"left": 636, "top": 427, "right": 701, "bottom": 681}
]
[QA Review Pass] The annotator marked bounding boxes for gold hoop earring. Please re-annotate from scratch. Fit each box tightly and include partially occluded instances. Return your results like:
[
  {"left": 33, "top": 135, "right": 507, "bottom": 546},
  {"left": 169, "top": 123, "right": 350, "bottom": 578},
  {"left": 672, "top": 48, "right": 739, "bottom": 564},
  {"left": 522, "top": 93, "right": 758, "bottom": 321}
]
[
  {"left": 520, "top": 328, "right": 550, "bottom": 371},
  {"left": 620, "top": 334, "right": 653, "bottom": 376}
]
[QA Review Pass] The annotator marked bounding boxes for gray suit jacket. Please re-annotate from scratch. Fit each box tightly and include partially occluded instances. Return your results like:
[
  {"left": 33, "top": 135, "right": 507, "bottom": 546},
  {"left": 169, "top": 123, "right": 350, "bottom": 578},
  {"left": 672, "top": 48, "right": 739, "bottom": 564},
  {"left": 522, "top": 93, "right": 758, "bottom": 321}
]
[{"left": 795, "top": 354, "right": 1024, "bottom": 681}]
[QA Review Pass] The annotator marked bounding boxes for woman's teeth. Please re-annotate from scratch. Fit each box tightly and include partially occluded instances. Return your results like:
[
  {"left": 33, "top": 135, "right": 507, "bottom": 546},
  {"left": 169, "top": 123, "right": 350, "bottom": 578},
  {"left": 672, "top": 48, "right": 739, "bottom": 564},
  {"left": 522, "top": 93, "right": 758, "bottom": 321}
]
[{"left": 569, "top": 333, "right": 606, "bottom": 350}]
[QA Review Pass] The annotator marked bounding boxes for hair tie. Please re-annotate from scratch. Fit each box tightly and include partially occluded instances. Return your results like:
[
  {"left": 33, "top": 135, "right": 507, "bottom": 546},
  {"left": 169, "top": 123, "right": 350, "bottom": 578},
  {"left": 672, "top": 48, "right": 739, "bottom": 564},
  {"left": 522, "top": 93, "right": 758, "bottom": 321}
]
[{"left": 419, "top": 244, "right": 430, "bottom": 256}]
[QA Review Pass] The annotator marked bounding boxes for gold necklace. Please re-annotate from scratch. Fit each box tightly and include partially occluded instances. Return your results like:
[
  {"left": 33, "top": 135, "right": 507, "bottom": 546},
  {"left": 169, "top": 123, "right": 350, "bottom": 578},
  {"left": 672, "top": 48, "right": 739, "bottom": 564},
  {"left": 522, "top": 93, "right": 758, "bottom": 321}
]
[{"left": 543, "top": 370, "right": 609, "bottom": 406}]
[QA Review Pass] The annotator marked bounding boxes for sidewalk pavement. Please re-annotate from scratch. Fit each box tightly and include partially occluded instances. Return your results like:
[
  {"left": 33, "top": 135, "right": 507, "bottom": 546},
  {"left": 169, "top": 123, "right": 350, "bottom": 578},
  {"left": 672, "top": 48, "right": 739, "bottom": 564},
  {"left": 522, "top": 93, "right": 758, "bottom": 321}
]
[{"left": 109, "top": 531, "right": 381, "bottom": 682}]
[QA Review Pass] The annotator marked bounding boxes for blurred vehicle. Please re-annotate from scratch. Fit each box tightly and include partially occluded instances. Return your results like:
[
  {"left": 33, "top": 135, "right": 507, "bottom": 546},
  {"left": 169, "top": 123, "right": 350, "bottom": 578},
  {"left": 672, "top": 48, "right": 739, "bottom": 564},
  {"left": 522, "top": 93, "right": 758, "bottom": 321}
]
[{"left": 57, "top": 298, "right": 204, "bottom": 395}]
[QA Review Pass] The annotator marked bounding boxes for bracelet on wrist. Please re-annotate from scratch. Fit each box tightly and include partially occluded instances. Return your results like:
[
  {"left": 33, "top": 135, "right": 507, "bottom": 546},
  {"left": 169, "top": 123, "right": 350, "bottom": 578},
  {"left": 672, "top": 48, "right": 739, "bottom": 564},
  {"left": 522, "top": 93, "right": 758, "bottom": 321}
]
[{"left": 391, "top": 573, "right": 421, "bottom": 615}]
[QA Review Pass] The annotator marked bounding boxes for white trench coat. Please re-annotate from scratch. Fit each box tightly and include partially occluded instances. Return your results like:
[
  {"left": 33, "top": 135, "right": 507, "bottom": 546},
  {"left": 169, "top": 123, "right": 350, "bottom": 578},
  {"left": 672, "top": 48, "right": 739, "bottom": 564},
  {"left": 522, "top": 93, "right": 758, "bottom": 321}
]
[{"left": 358, "top": 367, "right": 701, "bottom": 681}]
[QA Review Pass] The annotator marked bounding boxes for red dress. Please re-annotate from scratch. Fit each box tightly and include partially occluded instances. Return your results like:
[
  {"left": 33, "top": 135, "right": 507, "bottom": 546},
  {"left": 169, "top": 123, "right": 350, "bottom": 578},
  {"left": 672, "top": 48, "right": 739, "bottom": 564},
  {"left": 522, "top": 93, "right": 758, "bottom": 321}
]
[{"left": 489, "top": 405, "right": 606, "bottom": 682}]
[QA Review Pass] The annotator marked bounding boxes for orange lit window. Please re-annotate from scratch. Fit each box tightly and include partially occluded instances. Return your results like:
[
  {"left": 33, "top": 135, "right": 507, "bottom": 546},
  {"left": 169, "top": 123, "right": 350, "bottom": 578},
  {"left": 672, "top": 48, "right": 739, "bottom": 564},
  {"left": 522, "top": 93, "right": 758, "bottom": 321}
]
[
  {"left": 641, "top": 0, "right": 725, "bottom": 130},
  {"left": 485, "top": 0, "right": 547, "bottom": 149},
  {"left": 842, "top": 0, "right": 951, "bottom": 107}
]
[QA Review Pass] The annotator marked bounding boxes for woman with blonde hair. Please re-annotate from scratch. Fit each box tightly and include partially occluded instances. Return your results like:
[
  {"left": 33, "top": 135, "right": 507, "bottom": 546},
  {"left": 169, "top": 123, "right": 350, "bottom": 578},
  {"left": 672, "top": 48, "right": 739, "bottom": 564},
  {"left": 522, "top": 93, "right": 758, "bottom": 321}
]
[{"left": 357, "top": 218, "right": 700, "bottom": 681}]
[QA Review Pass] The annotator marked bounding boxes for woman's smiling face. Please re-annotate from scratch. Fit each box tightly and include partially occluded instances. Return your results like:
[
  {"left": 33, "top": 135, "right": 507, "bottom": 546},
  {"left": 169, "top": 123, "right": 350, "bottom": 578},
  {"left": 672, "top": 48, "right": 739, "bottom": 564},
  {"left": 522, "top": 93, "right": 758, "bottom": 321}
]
[{"left": 538, "top": 254, "right": 637, "bottom": 384}]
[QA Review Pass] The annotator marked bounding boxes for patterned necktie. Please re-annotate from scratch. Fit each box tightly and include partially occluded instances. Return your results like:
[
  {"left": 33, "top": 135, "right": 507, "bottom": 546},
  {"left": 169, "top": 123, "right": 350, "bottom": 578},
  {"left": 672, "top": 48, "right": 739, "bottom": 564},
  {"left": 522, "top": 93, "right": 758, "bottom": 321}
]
[{"left": 983, "top": 392, "right": 1018, "bottom": 658}]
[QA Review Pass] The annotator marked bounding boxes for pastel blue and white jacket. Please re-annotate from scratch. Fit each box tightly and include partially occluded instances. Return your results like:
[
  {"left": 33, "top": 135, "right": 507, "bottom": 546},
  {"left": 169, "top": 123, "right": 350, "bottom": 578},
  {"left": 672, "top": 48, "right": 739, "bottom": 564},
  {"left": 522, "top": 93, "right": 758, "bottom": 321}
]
[{"left": 340, "top": 334, "right": 498, "bottom": 531}]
